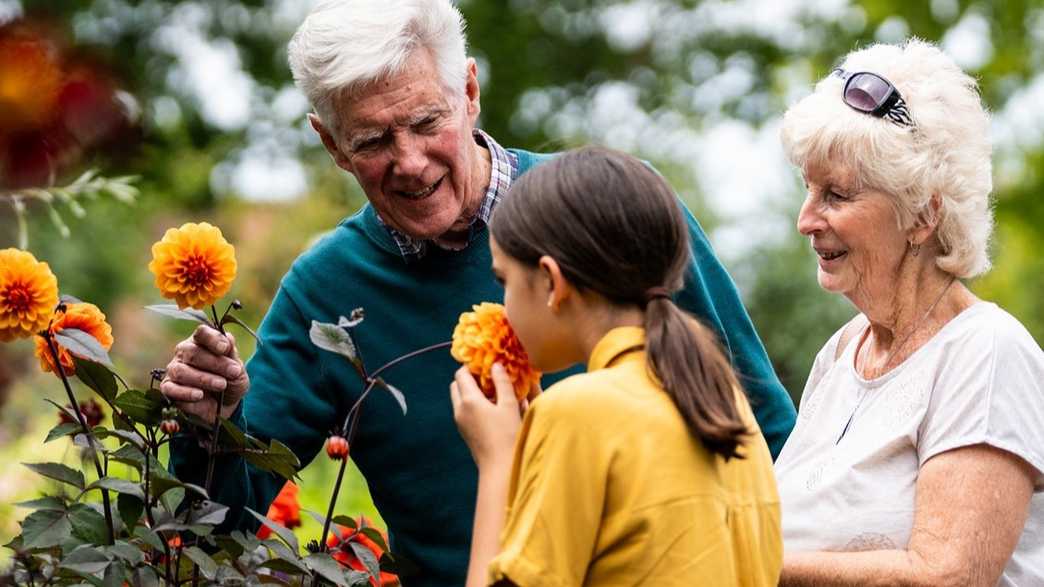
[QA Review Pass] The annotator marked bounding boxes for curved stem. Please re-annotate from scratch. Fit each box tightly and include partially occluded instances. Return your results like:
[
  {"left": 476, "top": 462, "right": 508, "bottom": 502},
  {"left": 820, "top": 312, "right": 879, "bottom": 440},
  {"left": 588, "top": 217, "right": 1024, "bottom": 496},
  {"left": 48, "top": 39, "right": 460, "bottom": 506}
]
[
  {"left": 370, "top": 340, "right": 452, "bottom": 381},
  {"left": 43, "top": 332, "right": 114, "bottom": 545}
]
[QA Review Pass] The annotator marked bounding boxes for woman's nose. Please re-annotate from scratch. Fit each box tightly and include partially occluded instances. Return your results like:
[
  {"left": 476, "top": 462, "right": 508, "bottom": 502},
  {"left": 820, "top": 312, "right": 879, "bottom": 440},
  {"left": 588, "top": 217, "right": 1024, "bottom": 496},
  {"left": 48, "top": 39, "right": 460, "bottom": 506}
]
[{"left": 796, "top": 195, "right": 826, "bottom": 236}]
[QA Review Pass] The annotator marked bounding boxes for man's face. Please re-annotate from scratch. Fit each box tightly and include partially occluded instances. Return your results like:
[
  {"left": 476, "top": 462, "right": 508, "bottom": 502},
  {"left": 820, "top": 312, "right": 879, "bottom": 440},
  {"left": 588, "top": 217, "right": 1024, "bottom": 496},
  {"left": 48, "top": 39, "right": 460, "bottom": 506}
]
[{"left": 311, "top": 50, "right": 483, "bottom": 241}]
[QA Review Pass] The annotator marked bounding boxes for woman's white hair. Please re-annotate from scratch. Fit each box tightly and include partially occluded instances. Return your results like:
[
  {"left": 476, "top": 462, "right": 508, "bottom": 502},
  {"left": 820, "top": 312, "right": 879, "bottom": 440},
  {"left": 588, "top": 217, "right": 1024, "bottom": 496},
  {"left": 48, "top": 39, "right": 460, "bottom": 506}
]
[
  {"left": 287, "top": 0, "right": 468, "bottom": 131},
  {"left": 780, "top": 39, "right": 994, "bottom": 278}
]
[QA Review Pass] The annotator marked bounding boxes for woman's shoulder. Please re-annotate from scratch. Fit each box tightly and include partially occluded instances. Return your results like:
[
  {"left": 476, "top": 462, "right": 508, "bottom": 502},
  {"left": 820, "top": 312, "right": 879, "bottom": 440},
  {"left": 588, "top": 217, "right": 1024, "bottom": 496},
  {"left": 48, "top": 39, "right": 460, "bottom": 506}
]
[{"left": 933, "top": 302, "right": 1041, "bottom": 358}]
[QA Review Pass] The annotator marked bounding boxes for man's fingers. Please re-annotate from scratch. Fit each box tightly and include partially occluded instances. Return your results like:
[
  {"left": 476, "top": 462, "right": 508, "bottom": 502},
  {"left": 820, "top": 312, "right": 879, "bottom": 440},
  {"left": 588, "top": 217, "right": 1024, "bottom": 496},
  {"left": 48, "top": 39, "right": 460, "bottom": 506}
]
[
  {"left": 491, "top": 363, "right": 519, "bottom": 409},
  {"left": 161, "top": 378, "right": 205, "bottom": 402},
  {"left": 166, "top": 362, "right": 228, "bottom": 394},
  {"left": 193, "top": 324, "right": 236, "bottom": 357},
  {"left": 174, "top": 344, "right": 242, "bottom": 380}
]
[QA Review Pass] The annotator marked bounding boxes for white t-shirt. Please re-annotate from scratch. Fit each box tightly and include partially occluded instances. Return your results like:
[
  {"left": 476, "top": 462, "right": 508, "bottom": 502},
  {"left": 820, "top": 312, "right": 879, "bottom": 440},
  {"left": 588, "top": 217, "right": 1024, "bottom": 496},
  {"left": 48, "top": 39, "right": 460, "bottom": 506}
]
[{"left": 775, "top": 302, "right": 1044, "bottom": 586}]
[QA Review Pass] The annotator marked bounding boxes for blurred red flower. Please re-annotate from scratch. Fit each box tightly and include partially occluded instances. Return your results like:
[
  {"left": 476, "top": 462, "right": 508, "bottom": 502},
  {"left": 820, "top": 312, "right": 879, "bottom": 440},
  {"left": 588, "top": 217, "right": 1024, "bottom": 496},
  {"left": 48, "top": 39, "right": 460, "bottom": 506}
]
[
  {"left": 256, "top": 481, "right": 302, "bottom": 540},
  {"left": 327, "top": 517, "right": 399, "bottom": 586}
]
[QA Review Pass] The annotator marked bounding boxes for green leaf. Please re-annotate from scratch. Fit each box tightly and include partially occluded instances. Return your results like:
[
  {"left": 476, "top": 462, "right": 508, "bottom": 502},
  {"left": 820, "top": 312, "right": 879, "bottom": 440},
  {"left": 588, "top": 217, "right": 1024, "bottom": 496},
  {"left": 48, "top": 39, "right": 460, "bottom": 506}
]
[
  {"left": 104, "top": 541, "right": 145, "bottom": 566},
  {"left": 222, "top": 314, "right": 263, "bottom": 347},
  {"left": 245, "top": 507, "right": 298, "bottom": 554},
  {"left": 331, "top": 515, "right": 358, "bottom": 531},
  {"left": 21, "top": 510, "right": 72, "bottom": 548},
  {"left": 219, "top": 417, "right": 249, "bottom": 449},
  {"left": 347, "top": 570, "right": 373, "bottom": 586},
  {"left": 182, "top": 546, "right": 217, "bottom": 580},
  {"left": 116, "top": 494, "right": 143, "bottom": 531},
  {"left": 45, "top": 422, "right": 81, "bottom": 443},
  {"left": 144, "top": 304, "right": 210, "bottom": 325},
  {"left": 15, "top": 496, "right": 67, "bottom": 511},
  {"left": 259, "top": 557, "right": 309, "bottom": 575},
  {"left": 241, "top": 438, "right": 300, "bottom": 481},
  {"left": 113, "top": 390, "right": 164, "bottom": 426},
  {"left": 348, "top": 541, "right": 381, "bottom": 584},
  {"left": 82, "top": 477, "right": 145, "bottom": 501},
  {"left": 92, "top": 427, "right": 145, "bottom": 450},
  {"left": 375, "top": 377, "right": 408, "bottom": 415},
  {"left": 72, "top": 356, "right": 118, "bottom": 404},
  {"left": 53, "top": 328, "right": 114, "bottom": 368},
  {"left": 68, "top": 504, "right": 108, "bottom": 545},
  {"left": 148, "top": 476, "right": 207, "bottom": 502},
  {"left": 358, "top": 527, "right": 389, "bottom": 554},
  {"left": 309, "top": 321, "right": 358, "bottom": 363},
  {"left": 61, "top": 293, "right": 84, "bottom": 305},
  {"left": 186, "top": 500, "right": 228, "bottom": 527},
  {"left": 60, "top": 545, "right": 112, "bottom": 576},
  {"left": 303, "top": 553, "right": 353, "bottom": 587},
  {"left": 132, "top": 526, "right": 164, "bottom": 552},
  {"left": 24, "top": 462, "right": 85, "bottom": 490},
  {"left": 159, "top": 487, "right": 185, "bottom": 515},
  {"left": 212, "top": 535, "right": 244, "bottom": 559}
]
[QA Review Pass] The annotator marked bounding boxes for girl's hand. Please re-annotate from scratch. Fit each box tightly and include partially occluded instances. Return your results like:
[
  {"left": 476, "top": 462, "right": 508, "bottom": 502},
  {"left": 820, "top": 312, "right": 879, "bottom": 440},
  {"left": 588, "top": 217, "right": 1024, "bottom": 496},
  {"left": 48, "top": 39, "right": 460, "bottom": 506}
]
[{"left": 450, "top": 363, "right": 523, "bottom": 470}]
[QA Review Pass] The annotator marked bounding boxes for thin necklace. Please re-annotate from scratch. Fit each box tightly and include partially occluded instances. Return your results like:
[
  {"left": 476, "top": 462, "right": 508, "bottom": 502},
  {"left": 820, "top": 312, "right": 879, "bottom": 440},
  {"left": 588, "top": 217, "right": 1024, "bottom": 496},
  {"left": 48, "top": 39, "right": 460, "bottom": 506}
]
[{"left": 836, "top": 275, "right": 957, "bottom": 444}]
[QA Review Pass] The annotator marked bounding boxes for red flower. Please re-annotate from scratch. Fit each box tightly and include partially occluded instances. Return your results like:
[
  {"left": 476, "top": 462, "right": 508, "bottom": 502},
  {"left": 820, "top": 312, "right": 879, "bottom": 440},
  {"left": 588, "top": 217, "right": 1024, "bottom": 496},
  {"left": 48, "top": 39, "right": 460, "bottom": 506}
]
[
  {"left": 57, "top": 397, "right": 104, "bottom": 428},
  {"left": 256, "top": 481, "right": 301, "bottom": 540},
  {"left": 326, "top": 517, "right": 399, "bottom": 586}
]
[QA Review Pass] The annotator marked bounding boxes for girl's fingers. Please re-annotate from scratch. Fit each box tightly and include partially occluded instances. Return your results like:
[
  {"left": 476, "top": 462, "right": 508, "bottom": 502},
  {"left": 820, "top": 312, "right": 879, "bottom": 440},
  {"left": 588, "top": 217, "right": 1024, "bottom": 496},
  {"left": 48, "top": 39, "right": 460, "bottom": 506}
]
[
  {"left": 454, "top": 366, "right": 484, "bottom": 399},
  {"left": 491, "top": 363, "right": 519, "bottom": 410},
  {"left": 449, "top": 381, "right": 461, "bottom": 412}
]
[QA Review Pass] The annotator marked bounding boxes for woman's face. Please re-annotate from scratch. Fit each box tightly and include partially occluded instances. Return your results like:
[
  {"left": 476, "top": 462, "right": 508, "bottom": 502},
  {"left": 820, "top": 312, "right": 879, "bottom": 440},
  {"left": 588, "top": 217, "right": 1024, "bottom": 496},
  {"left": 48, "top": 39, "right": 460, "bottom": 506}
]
[{"left": 796, "top": 159, "right": 909, "bottom": 303}]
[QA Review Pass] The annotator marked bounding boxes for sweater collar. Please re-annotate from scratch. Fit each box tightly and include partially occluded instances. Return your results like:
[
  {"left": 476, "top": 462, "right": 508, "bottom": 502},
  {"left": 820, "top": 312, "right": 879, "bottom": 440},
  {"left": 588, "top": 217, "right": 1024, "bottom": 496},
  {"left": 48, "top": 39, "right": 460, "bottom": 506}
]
[{"left": 587, "top": 326, "right": 646, "bottom": 372}]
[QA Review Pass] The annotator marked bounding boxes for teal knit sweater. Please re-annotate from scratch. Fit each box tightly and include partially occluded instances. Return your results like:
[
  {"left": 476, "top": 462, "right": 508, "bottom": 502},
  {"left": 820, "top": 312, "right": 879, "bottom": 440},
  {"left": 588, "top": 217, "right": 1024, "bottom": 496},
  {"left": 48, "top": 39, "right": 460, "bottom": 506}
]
[{"left": 171, "top": 148, "right": 795, "bottom": 586}]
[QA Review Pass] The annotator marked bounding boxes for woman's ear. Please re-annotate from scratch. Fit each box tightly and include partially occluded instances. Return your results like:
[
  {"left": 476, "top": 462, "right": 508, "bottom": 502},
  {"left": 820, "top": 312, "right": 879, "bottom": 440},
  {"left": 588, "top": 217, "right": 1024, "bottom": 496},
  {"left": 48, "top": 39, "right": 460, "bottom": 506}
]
[
  {"left": 909, "top": 192, "right": 943, "bottom": 247},
  {"left": 537, "top": 255, "right": 571, "bottom": 311}
]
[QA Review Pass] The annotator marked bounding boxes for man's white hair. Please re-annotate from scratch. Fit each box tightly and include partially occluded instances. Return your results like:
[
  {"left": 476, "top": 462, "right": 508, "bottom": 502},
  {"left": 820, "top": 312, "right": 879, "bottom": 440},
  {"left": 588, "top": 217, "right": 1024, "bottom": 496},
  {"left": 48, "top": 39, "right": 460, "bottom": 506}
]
[
  {"left": 780, "top": 39, "right": 994, "bottom": 278},
  {"left": 287, "top": 0, "right": 468, "bottom": 131}
]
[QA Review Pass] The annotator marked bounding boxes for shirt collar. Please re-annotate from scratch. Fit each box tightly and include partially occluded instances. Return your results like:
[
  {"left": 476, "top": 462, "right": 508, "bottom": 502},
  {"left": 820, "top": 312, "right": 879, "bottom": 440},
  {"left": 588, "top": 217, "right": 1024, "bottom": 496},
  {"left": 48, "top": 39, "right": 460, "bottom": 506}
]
[
  {"left": 587, "top": 326, "right": 647, "bottom": 372},
  {"left": 379, "top": 129, "right": 518, "bottom": 261}
]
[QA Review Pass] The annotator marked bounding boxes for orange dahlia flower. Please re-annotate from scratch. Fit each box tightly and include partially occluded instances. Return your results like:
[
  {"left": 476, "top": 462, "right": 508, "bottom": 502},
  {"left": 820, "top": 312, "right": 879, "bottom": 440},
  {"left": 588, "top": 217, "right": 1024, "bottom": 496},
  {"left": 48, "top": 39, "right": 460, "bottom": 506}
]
[
  {"left": 148, "top": 222, "right": 237, "bottom": 310},
  {"left": 34, "top": 302, "right": 113, "bottom": 376},
  {"left": 451, "top": 302, "right": 540, "bottom": 401},
  {"left": 0, "top": 248, "right": 58, "bottom": 341},
  {"left": 327, "top": 518, "right": 399, "bottom": 586},
  {"left": 256, "top": 481, "right": 301, "bottom": 540}
]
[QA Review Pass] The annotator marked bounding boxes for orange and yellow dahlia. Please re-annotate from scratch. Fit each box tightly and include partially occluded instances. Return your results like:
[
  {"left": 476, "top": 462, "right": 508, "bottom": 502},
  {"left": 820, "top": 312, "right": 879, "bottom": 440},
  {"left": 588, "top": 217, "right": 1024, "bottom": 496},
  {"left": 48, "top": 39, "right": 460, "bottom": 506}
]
[
  {"left": 451, "top": 302, "right": 540, "bottom": 401},
  {"left": 34, "top": 302, "right": 113, "bottom": 376},
  {"left": 0, "top": 248, "right": 58, "bottom": 341},
  {"left": 148, "top": 222, "right": 237, "bottom": 310},
  {"left": 327, "top": 517, "right": 399, "bottom": 586},
  {"left": 256, "top": 481, "right": 301, "bottom": 540}
]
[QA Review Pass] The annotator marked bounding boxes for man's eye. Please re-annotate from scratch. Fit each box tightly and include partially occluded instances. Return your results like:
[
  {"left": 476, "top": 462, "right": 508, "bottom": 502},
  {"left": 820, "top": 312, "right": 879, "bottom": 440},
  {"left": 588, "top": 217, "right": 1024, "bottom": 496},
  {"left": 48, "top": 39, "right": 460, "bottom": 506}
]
[{"left": 415, "top": 117, "right": 439, "bottom": 132}]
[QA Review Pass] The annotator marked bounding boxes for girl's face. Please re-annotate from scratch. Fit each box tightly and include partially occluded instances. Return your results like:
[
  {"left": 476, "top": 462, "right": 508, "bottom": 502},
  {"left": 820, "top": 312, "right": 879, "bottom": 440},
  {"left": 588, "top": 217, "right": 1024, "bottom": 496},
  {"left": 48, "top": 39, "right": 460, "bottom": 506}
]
[{"left": 489, "top": 236, "right": 576, "bottom": 373}]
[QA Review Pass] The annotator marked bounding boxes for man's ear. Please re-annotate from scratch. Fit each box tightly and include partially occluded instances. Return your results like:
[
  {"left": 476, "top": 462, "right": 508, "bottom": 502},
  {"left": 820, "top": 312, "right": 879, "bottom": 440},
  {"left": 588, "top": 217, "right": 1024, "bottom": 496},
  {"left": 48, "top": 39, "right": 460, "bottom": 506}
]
[
  {"left": 538, "top": 255, "right": 571, "bottom": 312},
  {"left": 309, "top": 113, "right": 354, "bottom": 173},
  {"left": 464, "top": 57, "right": 481, "bottom": 124}
]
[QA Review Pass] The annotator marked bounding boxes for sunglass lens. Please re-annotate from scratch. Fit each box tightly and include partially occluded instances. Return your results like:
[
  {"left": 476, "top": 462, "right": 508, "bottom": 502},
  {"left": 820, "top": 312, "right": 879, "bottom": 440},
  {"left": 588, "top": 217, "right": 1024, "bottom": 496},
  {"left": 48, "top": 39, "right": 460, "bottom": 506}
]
[{"left": 845, "top": 74, "right": 891, "bottom": 111}]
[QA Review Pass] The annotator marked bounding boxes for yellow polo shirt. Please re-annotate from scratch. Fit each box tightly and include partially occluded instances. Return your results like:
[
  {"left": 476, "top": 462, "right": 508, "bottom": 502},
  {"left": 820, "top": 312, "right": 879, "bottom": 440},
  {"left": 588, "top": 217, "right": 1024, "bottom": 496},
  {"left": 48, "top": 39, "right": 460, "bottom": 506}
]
[{"left": 487, "top": 326, "right": 781, "bottom": 587}]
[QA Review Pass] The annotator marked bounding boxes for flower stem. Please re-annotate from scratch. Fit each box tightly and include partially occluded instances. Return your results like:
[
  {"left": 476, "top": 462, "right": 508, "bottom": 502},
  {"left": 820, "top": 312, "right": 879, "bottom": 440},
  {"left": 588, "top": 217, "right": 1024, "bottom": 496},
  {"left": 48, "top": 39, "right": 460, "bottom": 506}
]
[
  {"left": 370, "top": 340, "right": 452, "bottom": 380},
  {"left": 318, "top": 453, "right": 349, "bottom": 559},
  {"left": 43, "top": 332, "right": 114, "bottom": 545}
]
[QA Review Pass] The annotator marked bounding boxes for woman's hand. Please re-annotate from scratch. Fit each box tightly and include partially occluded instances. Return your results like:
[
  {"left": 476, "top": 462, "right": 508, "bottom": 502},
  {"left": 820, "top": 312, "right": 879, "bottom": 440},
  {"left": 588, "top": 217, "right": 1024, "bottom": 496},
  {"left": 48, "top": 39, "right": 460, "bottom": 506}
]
[{"left": 450, "top": 363, "right": 524, "bottom": 471}]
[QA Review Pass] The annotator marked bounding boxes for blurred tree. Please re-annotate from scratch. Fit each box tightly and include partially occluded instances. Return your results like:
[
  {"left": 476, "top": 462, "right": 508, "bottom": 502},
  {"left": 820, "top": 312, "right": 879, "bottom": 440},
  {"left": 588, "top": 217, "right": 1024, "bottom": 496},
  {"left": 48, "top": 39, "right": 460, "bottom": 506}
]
[{"left": 4, "top": 0, "right": 1041, "bottom": 400}]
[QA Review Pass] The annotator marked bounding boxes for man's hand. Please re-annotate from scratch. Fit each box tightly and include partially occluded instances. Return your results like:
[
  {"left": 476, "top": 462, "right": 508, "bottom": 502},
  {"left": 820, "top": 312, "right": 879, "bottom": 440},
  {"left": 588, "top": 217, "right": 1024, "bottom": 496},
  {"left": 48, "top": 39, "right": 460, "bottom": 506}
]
[
  {"left": 450, "top": 363, "right": 527, "bottom": 471},
  {"left": 161, "top": 325, "right": 250, "bottom": 423}
]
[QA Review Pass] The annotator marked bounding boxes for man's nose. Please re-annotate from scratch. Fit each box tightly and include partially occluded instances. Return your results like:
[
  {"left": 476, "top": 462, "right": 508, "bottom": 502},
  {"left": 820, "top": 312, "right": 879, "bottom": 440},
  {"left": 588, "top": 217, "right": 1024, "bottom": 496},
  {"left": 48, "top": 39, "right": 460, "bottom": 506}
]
[{"left": 391, "top": 133, "right": 427, "bottom": 177}]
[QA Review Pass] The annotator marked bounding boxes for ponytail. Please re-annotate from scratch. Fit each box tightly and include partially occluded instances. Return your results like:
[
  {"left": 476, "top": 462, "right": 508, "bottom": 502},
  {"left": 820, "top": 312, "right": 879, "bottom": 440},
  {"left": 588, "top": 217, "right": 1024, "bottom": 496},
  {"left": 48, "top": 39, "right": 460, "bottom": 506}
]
[
  {"left": 644, "top": 296, "right": 749, "bottom": 461},
  {"left": 491, "top": 146, "right": 750, "bottom": 460}
]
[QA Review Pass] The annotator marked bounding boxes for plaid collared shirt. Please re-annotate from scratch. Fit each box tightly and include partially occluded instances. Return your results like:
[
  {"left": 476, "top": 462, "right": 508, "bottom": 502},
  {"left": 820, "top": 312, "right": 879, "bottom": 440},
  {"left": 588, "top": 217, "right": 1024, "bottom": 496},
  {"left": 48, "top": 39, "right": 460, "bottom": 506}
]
[{"left": 378, "top": 129, "right": 518, "bottom": 261}]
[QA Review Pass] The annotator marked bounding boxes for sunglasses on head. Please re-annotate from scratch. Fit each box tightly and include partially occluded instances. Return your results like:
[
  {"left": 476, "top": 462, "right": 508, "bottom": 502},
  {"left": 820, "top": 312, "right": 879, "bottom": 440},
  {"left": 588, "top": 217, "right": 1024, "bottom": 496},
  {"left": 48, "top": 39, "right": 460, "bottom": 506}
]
[{"left": 832, "top": 68, "right": 915, "bottom": 128}]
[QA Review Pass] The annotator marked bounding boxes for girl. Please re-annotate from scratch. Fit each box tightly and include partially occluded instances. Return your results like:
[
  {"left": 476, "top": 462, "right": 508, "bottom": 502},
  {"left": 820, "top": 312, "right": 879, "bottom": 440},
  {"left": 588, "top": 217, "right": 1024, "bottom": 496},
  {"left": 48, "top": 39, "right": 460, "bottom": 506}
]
[{"left": 449, "top": 146, "right": 782, "bottom": 586}]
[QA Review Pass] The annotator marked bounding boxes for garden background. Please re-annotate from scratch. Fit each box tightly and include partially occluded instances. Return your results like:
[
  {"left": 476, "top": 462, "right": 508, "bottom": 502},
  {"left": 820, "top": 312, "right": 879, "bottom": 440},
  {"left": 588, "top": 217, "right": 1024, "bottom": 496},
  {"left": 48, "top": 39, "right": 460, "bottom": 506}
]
[{"left": 2, "top": 0, "right": 1043, "bottom": 562}]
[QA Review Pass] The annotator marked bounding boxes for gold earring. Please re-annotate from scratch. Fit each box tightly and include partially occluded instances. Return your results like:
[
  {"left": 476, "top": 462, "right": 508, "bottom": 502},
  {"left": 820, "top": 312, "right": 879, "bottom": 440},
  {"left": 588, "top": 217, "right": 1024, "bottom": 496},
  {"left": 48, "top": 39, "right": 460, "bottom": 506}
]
[{"left": 910, "top": 242, "right": 921, "bottom": 257}]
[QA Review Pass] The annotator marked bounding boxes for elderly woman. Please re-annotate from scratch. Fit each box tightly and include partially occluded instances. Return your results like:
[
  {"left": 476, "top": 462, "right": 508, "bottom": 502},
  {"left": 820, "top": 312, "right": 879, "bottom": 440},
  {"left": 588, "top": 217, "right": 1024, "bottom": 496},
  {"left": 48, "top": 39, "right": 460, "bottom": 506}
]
[{"left": 774, "top": 39, "right": 1044, "bottom": 586}]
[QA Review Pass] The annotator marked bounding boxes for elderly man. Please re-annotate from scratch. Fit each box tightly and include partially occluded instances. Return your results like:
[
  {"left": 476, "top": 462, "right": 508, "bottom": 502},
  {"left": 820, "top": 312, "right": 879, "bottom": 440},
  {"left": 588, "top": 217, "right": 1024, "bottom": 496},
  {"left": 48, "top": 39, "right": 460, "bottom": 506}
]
[{"left": 164, "top": 1, "right": 796, "bottom": 585}]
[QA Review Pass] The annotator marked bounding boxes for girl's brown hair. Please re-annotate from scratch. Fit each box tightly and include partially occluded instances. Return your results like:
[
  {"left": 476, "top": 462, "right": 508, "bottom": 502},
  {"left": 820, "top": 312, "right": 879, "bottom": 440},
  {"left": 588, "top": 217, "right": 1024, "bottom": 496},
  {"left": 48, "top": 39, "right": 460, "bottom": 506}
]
[{"left": 490, "top": 146, "right": 749, "bottom": 460}]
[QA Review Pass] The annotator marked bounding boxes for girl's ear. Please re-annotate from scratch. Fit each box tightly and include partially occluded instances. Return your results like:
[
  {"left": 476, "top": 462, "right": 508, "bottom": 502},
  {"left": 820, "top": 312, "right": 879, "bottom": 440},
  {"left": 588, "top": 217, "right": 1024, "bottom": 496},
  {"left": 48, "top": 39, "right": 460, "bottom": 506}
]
[{"left": 538, "top": 255, "right": 571, "bottom": 311}]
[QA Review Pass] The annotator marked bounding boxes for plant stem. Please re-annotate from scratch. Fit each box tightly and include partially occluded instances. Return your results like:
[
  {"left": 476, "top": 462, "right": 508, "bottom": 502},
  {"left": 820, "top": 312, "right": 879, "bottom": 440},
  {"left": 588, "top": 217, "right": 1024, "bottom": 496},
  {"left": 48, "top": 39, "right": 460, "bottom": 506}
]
[
  {"left": 370, "top": 340, "right": 452, "bottom": 381},
  {"left": 43, "top": 332, "right": 114, "bottom": 545}
]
